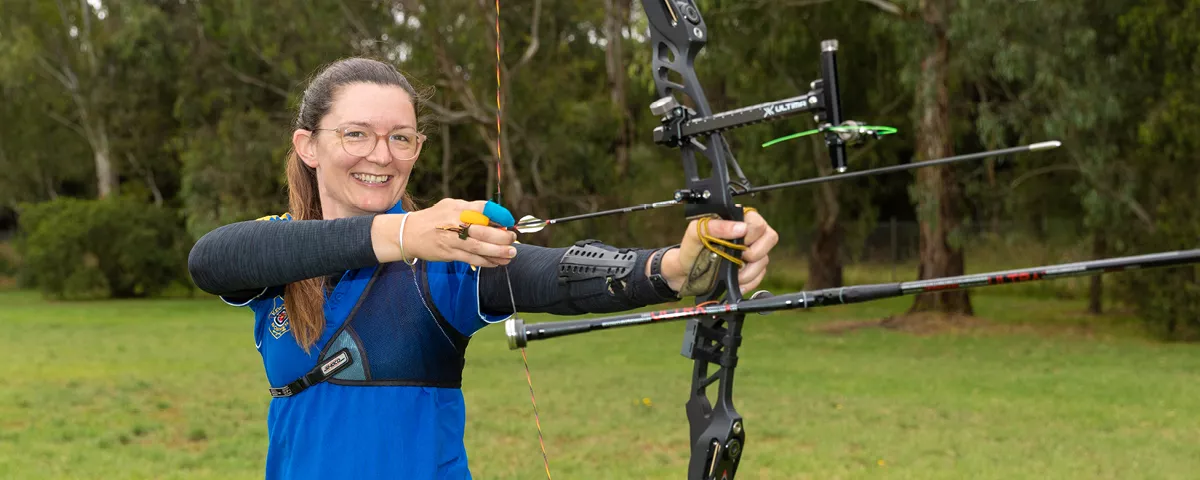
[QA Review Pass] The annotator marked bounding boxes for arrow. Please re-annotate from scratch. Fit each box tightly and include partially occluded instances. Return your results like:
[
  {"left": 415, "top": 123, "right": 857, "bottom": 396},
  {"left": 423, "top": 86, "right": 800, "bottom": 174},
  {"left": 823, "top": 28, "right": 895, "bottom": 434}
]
[
  {"left": 513, "top": 199, "right": 683, "bottom": 233},
  {"left": 512, "top": 141, "right": 1061, "bottom": 233}
]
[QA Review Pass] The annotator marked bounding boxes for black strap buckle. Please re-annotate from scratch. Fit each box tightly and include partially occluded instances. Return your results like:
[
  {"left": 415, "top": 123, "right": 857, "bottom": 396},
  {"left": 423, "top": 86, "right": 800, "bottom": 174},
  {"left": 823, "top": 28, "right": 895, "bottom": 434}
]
[{"left": 268, "top": 348, "right": 353, "bottom": 398}]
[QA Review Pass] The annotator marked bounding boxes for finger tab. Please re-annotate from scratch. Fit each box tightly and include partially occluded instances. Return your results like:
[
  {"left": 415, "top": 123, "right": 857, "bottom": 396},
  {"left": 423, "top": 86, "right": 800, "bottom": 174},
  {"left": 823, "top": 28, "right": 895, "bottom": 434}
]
[
  {"left": 483, "top": 200, "right": 516, "bottom": 228},
  {"left": 460, "top": 210, "right": 491, "bottom": 226}
]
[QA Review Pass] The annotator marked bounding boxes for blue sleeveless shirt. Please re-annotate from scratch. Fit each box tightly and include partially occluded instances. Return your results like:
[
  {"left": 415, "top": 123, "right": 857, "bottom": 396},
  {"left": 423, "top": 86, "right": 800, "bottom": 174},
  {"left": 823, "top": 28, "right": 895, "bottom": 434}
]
[{"left": 225, "top": 203, "right": 508, "bottom": 479}]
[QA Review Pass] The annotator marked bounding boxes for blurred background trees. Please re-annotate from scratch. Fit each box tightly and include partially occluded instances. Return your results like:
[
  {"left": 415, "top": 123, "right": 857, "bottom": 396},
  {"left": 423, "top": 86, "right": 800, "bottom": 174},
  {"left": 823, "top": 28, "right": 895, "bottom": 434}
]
[{"left": 0, "top": 0, "right": 1196, "bottom": 338}]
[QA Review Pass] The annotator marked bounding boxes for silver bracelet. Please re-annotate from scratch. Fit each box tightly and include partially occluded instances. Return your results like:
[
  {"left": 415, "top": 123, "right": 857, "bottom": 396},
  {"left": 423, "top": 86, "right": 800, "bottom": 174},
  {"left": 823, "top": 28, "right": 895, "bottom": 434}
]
[{"left": 398, "top": 213, "right": 418, "bottom": 266}]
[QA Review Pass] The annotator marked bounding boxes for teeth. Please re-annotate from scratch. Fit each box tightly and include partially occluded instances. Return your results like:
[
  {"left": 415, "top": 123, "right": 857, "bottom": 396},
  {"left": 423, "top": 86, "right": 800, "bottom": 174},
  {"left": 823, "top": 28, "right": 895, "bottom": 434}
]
[{"left": 353, "top": 173, "right": 391, "bottom": 184}]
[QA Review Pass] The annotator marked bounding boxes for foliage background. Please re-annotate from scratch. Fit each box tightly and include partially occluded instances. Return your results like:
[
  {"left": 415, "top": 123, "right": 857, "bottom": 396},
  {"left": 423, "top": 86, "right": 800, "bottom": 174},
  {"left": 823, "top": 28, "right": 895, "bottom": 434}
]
[
  {"left": 2, "top": 1, "right": 1200, "bottom": 478},
  {"left": 0, "top": 3, "right": 1196, "bottom": 320}
]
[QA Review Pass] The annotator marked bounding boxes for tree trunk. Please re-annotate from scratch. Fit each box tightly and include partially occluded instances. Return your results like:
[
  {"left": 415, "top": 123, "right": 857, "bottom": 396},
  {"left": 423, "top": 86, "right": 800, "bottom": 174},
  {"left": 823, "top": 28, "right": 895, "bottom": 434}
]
[
  {"left": 1088, "top": 231, "right": 1105, "bottom": 314},
  {"left": 807, "top": 135, "right": 843, "bottom": 289},
  {"left": 127, "top": 153, "right": 162, "bottom": 206},
  {"left": 604, "top": 0, "right": 631, "bottom": 179},
  {"left": 909, "top": 0, "right": 972, "bottom": 316},
  {"left": 39, "top": 163, "right": 59, "bottom": 200},
  {"left": 73, "top": 0, "right": 116, "bottom": 198},
  {"left": 86, "top": 117, "right": 117, "bottom": 198},
  {"left": 441, "top": 121, "right": 452, "bottom": 199},
  {"left": 808, "top": 218, "right": 843, "bottom": 289}
]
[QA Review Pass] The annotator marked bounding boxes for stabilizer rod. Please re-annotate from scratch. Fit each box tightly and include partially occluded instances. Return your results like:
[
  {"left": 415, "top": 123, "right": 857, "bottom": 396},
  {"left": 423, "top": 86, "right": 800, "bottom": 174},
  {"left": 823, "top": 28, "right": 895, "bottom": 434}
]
[{"left": 505, "top": 248, "right": 1200, "bottom": 349}]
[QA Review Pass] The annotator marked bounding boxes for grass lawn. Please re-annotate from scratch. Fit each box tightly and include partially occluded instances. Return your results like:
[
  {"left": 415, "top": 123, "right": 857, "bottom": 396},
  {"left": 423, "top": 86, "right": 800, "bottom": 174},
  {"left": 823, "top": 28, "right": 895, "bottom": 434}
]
[{"left": 2, "top": 287, "right": 1199, "bottom": 479}]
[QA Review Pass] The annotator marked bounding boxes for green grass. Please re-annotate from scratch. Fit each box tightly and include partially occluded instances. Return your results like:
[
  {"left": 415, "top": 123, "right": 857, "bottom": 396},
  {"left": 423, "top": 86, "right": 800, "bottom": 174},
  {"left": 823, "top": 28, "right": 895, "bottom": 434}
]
[{"left": 2, "top": 288, "right": 1199, "bottom": 479}]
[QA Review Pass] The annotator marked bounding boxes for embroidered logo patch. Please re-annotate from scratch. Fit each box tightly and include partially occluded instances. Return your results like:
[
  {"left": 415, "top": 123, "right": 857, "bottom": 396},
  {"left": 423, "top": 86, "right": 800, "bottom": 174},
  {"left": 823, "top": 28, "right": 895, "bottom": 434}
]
[
  {"left": 269, "top": 301, "right": 290, "bottom": 339},
  {"left": 256, "top": 212, "right": 293, "bottom": 222}
]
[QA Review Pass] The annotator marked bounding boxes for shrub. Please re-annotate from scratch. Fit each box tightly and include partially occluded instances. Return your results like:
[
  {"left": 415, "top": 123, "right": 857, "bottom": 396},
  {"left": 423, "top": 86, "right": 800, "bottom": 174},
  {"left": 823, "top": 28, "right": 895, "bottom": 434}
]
[
  {"left": 15, "top": 197, "right": 189, "bottom": 299},
  {"left": 1109, "top": 192, "right": 1200, "bottom": 341}
]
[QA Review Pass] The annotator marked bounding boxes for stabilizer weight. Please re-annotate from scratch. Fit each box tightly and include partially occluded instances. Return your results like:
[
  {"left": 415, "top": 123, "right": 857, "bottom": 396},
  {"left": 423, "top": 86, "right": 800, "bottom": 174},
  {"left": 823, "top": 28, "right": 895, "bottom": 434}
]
[{"left": 506, "top": 318, "right": 528, "bottom": 350}]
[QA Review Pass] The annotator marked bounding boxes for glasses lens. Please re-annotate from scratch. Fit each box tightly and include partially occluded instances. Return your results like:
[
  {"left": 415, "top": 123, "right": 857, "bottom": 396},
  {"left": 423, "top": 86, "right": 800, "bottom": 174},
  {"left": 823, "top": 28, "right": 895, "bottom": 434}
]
[
  {"left": 339, "top": 126, "right": 376, "bottom": 157},
  {"left": 388, "top": 129, "right": 422, "bottom": 160}
]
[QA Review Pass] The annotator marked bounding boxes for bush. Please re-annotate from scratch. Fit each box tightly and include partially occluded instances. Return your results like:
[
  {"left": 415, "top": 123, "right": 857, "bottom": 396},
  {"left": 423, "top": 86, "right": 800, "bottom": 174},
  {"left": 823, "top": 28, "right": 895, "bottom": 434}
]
[
  {"left": 15, "top": 197, "right": 190, "bottom": 299},
  {"left": 1119, "top": 268, "right": 1200, "bottom": 341},
  {"left": 1109, "top": 190, "right": 1200, "bottom": 341},
  {"left": 1113, "top": 222, "right": 1200, "bottom": 342}
]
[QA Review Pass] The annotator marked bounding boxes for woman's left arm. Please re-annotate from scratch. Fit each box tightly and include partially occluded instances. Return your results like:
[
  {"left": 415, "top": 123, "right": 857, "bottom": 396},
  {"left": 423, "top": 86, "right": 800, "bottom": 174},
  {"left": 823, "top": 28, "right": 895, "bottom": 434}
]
[
  {"left": 477, "top": 209, "right": 778, "bottom": 316},
  {"left": 477, "top": 242, "right": 674, "bottom": 316}
]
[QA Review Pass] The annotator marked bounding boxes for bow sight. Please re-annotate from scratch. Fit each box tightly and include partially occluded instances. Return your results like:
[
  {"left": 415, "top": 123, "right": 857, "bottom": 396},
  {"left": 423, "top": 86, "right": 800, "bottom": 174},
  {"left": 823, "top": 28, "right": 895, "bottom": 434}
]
[{"left": 649, "top": 37, "right": 858, "bottom": 197}]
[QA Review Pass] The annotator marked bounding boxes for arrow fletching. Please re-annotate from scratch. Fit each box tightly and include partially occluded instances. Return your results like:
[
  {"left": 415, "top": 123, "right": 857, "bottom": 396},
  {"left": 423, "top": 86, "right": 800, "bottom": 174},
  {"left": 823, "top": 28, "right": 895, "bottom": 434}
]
[{"left": 515, "top": 215, "right": 547, "bottom": 233}]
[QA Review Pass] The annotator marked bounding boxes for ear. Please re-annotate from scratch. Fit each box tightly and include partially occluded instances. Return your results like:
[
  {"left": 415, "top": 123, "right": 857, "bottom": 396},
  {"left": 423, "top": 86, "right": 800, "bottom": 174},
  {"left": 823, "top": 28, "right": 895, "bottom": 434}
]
[{"left": 292, "top": 129, "right": 320, "bottom": 169}]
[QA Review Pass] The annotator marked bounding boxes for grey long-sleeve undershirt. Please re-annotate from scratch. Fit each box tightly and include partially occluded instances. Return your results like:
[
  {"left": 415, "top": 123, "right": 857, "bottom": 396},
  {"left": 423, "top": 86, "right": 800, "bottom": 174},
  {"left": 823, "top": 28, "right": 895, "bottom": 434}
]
[{"left": 186, "top": 216, "right": 680, "bottom": 316}]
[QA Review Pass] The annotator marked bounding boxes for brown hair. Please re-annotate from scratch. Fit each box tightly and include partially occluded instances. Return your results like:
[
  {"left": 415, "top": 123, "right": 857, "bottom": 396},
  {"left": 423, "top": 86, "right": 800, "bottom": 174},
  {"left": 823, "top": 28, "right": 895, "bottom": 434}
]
[{"left": 284, "top": 57, "right": 424, "bottom": 351}]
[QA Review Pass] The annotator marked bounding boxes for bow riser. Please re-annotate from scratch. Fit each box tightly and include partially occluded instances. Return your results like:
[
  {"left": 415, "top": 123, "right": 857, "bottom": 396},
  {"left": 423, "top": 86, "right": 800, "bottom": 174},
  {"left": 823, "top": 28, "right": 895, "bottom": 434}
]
[{"left": 642, "top": 2, "right": 748, "bottom": 478}]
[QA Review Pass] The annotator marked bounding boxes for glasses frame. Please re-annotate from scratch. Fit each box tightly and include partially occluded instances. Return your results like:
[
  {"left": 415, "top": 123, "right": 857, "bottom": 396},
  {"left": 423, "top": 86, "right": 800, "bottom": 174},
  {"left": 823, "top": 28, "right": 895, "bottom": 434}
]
[{"left": 311, "top": 124, "right": 427, "bottom": 161}]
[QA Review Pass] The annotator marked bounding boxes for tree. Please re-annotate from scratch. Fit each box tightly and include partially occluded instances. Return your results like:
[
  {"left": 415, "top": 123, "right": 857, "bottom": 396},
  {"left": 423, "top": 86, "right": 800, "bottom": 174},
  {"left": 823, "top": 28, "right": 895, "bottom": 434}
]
[
  {"left": 879, "top": 0, "right": 974, "bottom": 314},
  {"left": 875, "top": 0, "right": 1132, "bottom": 315},
  {"left": 172, "top": 0, "right": 394, "bottom": 236},
  {"left": 0, "top": 0, "right": 121, "bottom": 198},
  {"left": 944, "top": 0, "right": 1148, "bottom": 316},
  {"left": 1111, "top": 0, "right": 1200, "bottom": 340}
]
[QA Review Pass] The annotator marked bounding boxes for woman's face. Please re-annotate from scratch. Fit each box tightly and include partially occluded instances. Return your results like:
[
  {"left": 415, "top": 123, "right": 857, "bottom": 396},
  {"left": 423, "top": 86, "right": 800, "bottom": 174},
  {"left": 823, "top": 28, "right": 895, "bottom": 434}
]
[{"left": 293, "top": 82, "right": 420, "bottom": 219}]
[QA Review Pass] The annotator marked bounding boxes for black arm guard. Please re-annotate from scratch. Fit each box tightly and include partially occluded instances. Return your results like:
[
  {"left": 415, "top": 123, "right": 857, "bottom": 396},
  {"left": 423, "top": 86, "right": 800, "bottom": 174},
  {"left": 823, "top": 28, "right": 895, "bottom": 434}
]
[
  {"left": 478, "top": 241, "right": 679, "bottom": 316},
  {"left": 558, "top": 240, "right": 638, "bottom": 286}
]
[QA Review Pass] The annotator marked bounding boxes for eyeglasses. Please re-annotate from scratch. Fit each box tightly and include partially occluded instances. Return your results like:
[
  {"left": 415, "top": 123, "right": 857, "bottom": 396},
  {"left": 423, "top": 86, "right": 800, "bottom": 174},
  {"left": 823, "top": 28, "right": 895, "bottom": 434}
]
[{"left": 313, "top": 124, "right": 426, "bottom": 161}]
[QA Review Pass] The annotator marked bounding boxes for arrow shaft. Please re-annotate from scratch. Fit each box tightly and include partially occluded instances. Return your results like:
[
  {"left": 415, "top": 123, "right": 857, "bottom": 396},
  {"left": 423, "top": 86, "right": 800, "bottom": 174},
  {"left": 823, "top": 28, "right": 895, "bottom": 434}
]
[{"left": 739, "top": 141, "right": 1060, "bottom": 195}]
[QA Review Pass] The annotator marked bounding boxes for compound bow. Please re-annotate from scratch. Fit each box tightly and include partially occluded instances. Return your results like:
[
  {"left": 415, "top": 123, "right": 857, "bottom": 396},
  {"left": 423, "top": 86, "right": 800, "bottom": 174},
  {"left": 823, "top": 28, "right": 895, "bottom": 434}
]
[{"left": 499, "top": 1, "right": 1200, "bottom": 479}]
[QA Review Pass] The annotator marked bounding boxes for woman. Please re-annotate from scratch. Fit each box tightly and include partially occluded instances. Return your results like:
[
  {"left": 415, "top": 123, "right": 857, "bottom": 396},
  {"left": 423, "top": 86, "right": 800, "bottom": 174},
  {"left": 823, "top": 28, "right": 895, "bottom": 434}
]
[{"left": 187, "top": 57, "right": 778, "bottom": 479}]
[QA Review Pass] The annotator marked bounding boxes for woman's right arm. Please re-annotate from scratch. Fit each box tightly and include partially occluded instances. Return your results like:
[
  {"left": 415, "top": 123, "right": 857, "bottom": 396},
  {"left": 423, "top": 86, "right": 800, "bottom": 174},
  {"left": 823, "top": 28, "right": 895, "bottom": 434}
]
[
  {"left": 187, "top": 215, "right": 381, "bottom": 299},
  {"left": 187, "top": 199, "right": 519, "bottom": 302}
]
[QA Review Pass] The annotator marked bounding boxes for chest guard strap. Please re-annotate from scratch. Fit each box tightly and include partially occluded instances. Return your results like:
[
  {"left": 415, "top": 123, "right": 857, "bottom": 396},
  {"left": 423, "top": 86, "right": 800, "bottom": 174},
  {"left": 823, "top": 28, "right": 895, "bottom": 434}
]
[{"left": 268, "top": 348, "right": 353, "bottom": 397}]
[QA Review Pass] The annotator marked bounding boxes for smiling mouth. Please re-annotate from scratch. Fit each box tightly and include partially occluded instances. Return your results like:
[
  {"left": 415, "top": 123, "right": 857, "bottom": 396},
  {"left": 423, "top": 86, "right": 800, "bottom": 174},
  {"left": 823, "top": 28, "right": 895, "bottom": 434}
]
[{"left": 352, "top": 173, "right": 393, "bottom": 185}]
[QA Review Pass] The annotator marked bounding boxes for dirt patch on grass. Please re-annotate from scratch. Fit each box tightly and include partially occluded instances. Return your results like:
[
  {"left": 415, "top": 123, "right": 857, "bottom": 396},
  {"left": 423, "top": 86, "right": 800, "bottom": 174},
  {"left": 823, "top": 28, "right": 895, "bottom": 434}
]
[
  {"left": 814, "top": 312, "right": 991, "bottom": 336},
  {"left": 879, "top": 312, "right": 995, "bottom": 335},
  {"left": 813, "top": 318, "right": 887, "bottom": 335}
]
